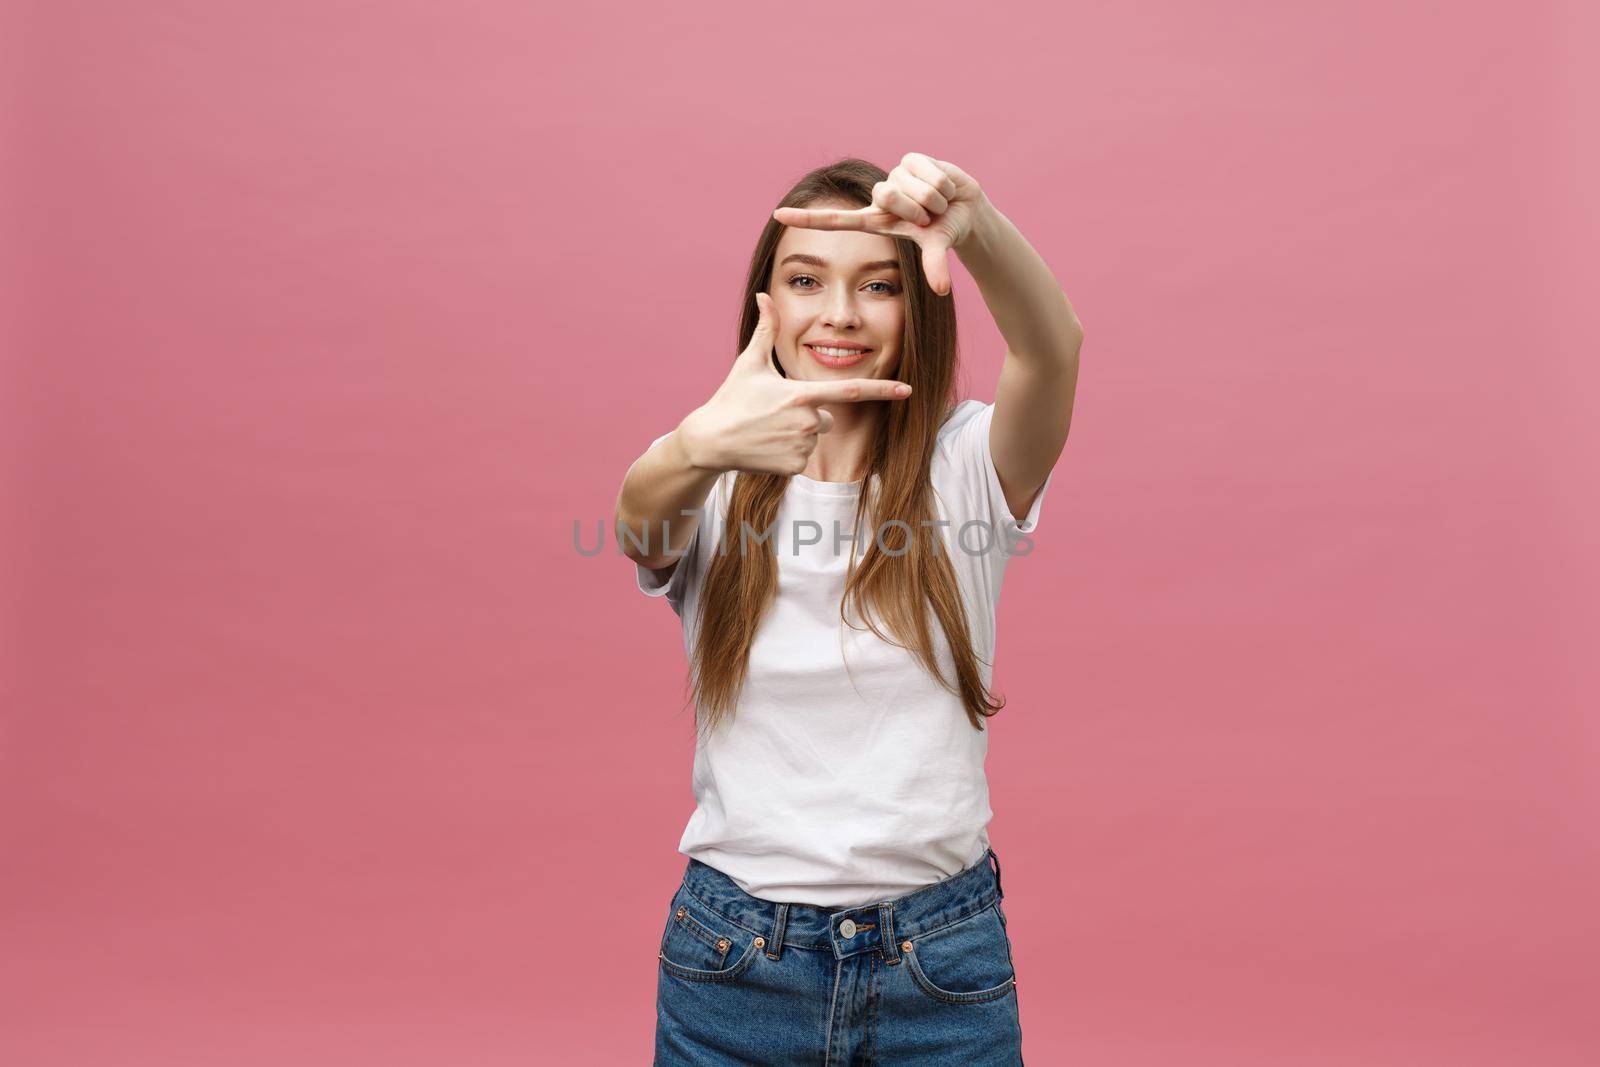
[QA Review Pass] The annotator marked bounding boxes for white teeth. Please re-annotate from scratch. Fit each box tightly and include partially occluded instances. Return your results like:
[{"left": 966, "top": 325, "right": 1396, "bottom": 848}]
[{"left": 810, "top": 345, "right": 868, "bottom": 357}]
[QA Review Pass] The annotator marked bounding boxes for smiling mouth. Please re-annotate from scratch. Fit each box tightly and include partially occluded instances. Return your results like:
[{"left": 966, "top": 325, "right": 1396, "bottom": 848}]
[
  {"left": 804, "top": 344, "right": 873, "bottom": 369},
  {"left": 805, "top": 343, "right": 873, "bottom": 357}
]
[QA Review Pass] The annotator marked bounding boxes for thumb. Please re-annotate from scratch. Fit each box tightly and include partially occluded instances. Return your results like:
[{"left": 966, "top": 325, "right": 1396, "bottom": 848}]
[
  {"left": 922, "top": 243, "right": 952, "bottom": 297},
  {"left": 736, "top": 291, "right": 782, "bottom": 372}
]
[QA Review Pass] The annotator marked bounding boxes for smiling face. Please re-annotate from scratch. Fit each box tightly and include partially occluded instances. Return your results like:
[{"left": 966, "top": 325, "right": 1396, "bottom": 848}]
[{"left": 768, "top": 209, "right": 905, "bottom": 386}]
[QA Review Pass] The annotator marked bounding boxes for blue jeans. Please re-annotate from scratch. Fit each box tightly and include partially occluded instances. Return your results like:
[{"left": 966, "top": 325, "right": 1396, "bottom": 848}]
[{"left": 655, "top": 848, "right": 1024, "bottom": 1065}]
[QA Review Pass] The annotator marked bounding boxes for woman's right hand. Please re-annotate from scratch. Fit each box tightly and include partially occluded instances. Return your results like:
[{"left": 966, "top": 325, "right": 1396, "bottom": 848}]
[{"left": 676, "top": 291, "right": 913, "bottom": 476}]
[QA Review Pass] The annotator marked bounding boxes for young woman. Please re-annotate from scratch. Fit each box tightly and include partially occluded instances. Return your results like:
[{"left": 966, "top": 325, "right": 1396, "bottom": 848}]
[{"left": 617, "top": 153, "right": 1082, "bottom": 1065}]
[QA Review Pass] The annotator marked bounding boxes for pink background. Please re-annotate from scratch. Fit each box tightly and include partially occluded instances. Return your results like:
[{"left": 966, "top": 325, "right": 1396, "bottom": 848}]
[{"left": 3, "top": 1, "right": 1597, "bottom": 1063}]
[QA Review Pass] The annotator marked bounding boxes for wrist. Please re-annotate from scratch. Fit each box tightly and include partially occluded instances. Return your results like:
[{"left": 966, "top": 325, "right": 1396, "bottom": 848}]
[
  {"left": 955, "top": 191, "right": 1002, "bottom": 259},
  {"left": 672, "top": 409, "right": 725, "bottom": 473}
]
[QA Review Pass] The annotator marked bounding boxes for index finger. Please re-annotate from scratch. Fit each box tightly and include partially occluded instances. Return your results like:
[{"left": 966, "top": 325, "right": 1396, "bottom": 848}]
[
  {"left": 772, "top": 206, "right": 870, "bottom": 231},
  {"left": 793, "top": 377, "right": 912, "bottom": 405}
]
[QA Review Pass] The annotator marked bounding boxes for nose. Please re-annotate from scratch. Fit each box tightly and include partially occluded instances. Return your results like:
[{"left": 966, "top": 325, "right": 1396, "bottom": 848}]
[{"left": 822, "top": 289, "right": 862, "bottom": 330}]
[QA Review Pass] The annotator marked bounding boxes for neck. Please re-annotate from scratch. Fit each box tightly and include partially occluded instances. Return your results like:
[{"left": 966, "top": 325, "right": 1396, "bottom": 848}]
[{"left": 803, "top": 403, "right": 880, "bottom": 483}]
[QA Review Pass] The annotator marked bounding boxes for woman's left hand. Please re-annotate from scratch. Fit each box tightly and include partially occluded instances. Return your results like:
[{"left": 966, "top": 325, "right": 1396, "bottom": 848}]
[{"left": 772, "top": 153, "right": 987, "bottom": 297}]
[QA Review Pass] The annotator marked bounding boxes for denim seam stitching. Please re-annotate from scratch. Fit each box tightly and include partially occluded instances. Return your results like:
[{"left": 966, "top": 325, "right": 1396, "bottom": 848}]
[
  {"left": 824, "top": 959, "right": 843, "bottom": 1066},
  {"left": 673, "top": 904, "right": 732, "bottom": 955},
  {"left": 903, "top": 944, "right": 1017, "bottom": 1004},
  {"left": 678, "top": 883, "right": 771, "bottom": 939},
  {"left": 894, "top": 890, "right": 1001, "bottom": 942},
  {"left": 659, "top": 934, "right": 762, "bottom": 984}
]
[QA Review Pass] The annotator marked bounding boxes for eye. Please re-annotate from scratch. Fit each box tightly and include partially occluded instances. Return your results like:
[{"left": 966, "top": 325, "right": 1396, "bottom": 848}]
[{"left": 787, "top": 275, "right": 901, "bottom": 295}]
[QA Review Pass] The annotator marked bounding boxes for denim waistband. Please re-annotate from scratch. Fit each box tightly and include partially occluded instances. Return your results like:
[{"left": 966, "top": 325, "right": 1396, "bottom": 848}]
[{"left": 676, "top": 848, "right": 1005, "bottom": 964}]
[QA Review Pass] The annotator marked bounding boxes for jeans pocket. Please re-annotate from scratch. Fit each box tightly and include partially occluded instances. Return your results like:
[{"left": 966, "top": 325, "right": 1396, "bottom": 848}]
[
  {"left": 658, "top": 888, "right": 763, "bottom": 984},
  {"left": 903, "top": 903, "right": 1017, "bottom": 1005}
]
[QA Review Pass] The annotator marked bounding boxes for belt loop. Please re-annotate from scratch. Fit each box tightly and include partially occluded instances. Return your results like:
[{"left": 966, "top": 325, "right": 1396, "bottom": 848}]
[
  {"left": 880, "top": 902, "right": 899, "bottom": 964},
  {"left": 766, "top": 902, "right": 789, "bottom": 961},
  {"left": 988, "top": 847, "right": 1004, "bottom": 901}
]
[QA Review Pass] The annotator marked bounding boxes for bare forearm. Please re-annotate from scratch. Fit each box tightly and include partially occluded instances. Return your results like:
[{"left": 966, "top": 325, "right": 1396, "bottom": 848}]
[
  {"left": 955, "top": 194, "right": 1084, "bottom": 369},
  {"left": 614, "top": 420, "right": 721, "bottom": 569}
]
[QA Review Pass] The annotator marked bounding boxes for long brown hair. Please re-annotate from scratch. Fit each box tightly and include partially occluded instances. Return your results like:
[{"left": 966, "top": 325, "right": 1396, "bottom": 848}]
[{"left": 687, "top": 158, "right": 1006, "bottom": 740}]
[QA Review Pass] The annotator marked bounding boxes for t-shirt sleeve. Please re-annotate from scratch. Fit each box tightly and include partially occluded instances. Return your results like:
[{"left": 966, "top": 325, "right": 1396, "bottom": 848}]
[
  {"left": 939, "top": 399, "right": 1052, "bottom": 552},
  {"left": 632, "top": 431, "right": 715, "bottom": 615},
  {"left": 635, "top": 536, "right": 698, "bottom": 605}
]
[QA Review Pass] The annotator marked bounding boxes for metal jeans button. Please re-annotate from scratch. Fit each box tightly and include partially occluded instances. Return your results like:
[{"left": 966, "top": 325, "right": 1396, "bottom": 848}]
[{"left": 839, "top": 919, "right": 857, "bottom": 938}]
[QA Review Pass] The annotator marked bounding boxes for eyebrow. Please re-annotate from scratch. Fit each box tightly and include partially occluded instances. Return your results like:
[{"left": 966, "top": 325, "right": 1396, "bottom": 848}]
[{"left": 779, "top": 253, "right": 901, "bottom": 272}]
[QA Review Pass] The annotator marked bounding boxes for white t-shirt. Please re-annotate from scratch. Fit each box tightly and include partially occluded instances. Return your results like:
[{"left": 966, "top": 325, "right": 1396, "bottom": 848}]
[{"left": 636, "top": 398, "right": 1051, "bottom": 908}]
